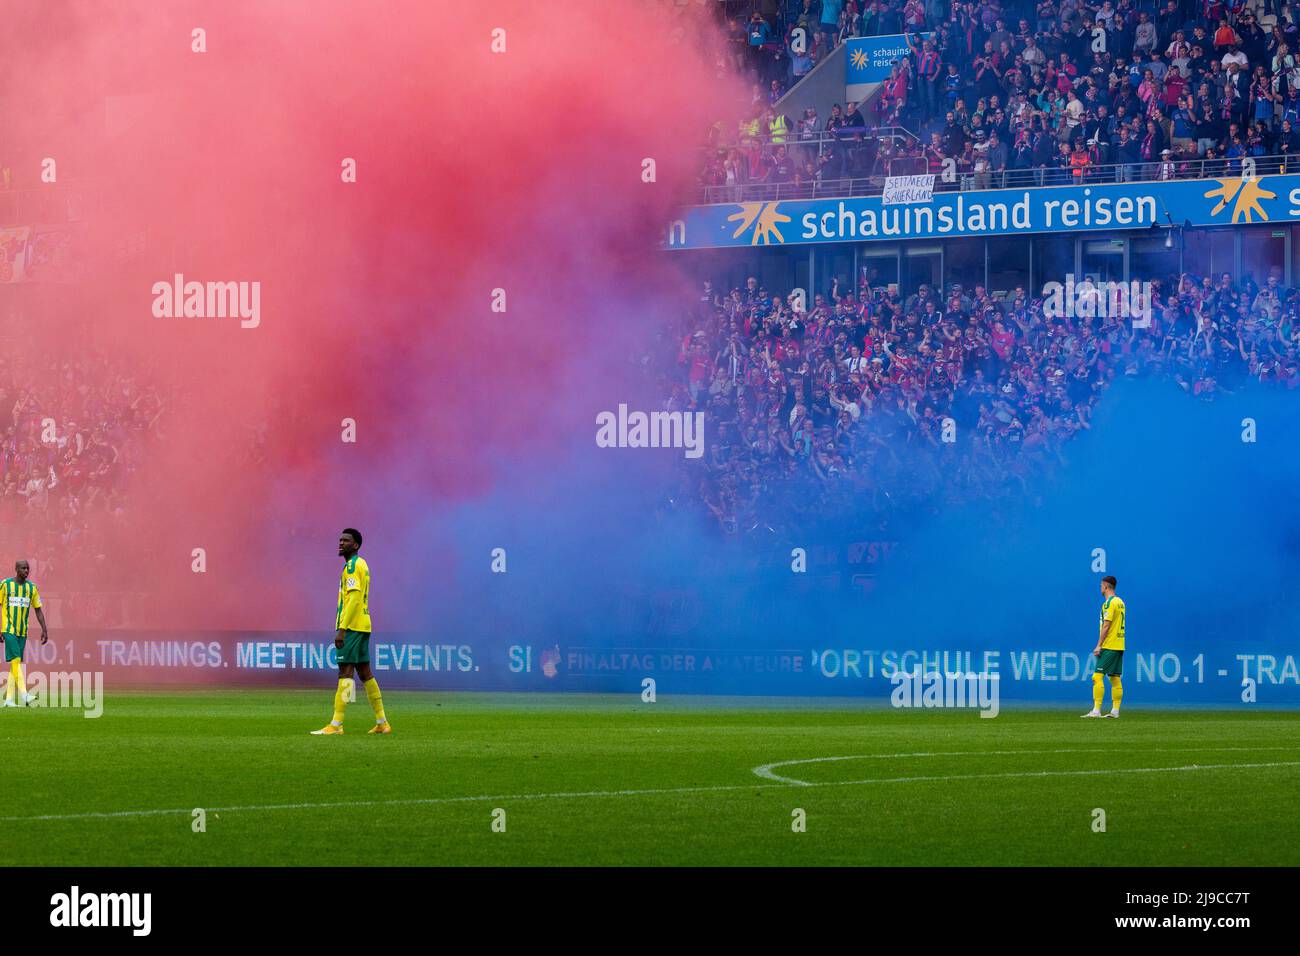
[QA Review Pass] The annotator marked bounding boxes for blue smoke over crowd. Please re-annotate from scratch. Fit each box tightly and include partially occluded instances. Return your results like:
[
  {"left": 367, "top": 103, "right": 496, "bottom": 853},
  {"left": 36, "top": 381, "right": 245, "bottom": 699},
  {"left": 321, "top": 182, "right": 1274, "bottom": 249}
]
[{"left": 414, "top": 370, "right": 1299, "bottom": 700}]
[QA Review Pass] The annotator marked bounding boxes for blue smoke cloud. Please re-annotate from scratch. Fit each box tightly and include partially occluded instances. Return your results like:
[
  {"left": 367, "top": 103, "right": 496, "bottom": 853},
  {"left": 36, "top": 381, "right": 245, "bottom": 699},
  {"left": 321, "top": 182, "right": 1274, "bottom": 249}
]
[{"left": 393, "top": 371, "right": 1299, "bottom": 701}]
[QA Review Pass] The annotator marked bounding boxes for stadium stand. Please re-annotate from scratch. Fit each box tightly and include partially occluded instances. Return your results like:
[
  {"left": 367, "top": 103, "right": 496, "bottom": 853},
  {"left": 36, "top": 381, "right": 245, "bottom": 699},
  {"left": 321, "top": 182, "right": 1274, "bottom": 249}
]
[
  {"left": 706, "top": 0, "right": 1300, "bottom": 198},
  {"left": 676, "top": 2, "right": 1300, "bottom": 536},
  {"left": 0, "top": 350, "right": 170, "bottom": 618},
  {"left": 668, "top": 266, "right": 1300, "bottom": 534}
]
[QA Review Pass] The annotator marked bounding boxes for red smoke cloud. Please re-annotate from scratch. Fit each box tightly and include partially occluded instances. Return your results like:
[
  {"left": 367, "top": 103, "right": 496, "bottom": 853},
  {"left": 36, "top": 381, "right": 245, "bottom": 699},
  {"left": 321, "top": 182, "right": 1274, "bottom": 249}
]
[{"left": 1, "top": 1, "right": 734, "bottom": 629}]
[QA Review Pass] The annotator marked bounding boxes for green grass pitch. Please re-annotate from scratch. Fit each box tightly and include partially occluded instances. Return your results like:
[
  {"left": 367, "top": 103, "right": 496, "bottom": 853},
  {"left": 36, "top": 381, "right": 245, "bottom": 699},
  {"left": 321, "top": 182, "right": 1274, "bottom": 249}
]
[{"left": 4, "top": 690, "right": 1298, "bottom": 866}]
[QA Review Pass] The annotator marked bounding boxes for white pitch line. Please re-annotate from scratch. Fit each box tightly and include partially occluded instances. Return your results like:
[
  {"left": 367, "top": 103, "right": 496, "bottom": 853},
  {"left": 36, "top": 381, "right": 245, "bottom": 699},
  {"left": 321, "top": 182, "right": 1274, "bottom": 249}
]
[
  {"left": 753, "top": 746, "right": 1300, "bottom": 785},
  {"left": 4, "top": 756, "right": 1300, "bottom": 824}
]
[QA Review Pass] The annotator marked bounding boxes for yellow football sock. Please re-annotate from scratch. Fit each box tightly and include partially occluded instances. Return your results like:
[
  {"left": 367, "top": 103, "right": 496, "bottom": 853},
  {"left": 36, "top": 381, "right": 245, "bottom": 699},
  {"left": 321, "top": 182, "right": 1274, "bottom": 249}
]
[
  {"left": 1092, "top": 672, "right": 1105, "bottom": 711},
  {"left": 364, "top": 677, "right": 386, "bottom": 724},
  {"left": 13, "top": 659, "right": 25, "bottom": 696},
  {"left": 332, "top": 677, "right": 353, "bottom": 725},
  {"left": 4, "top": 659, "right": 16, "bottom": 701},
  {"left": 1110, "top": 676, "right": 1122, "bottom": 713}
]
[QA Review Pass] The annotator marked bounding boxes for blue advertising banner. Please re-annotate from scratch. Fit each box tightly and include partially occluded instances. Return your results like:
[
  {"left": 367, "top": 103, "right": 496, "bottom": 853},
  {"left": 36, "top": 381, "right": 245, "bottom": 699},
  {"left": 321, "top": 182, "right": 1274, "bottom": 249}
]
[
  {"left": 845, "top": 33, "right": 922, "bottom": 85},
  {"left": 32, "top": 629, "right": 1299, "bottom": 706},
  {"left": 666, "top": 173, "right": 1300, "bottom": 250}
]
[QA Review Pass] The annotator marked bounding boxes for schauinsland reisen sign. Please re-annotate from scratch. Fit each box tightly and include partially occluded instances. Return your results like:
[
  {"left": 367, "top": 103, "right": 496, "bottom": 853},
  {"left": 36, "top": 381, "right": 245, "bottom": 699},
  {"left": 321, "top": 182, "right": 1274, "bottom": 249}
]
[{"left": 666, "top": 173, "right": 1297, "bottom": 250}]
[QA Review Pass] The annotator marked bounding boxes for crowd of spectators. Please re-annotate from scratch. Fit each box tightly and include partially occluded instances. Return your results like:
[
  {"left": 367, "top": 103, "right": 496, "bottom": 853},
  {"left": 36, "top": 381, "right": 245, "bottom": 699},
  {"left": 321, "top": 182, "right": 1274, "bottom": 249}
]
[
  {"left": 705, "top": 0, "right": 1300, "bottom": 196},
  {"left": 0, "top": 352, "right": 168, "bottom": 602},
  {"left": 666, "top": 265, "right": 1300, "bottom": 534},
  {"left": 718, "top": 0, "right": 901, "bottom": 91}
]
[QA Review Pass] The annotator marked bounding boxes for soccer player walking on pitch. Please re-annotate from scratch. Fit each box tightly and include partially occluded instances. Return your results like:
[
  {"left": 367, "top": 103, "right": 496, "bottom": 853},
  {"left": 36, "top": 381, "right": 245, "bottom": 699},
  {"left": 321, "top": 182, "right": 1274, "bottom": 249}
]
[
  {"left": 1084, "top": 575, "right": 1125, "bottom": 718},
  {"left": 2, "top": 560, "right": 49, "bottom": 708},
  {"left": 311, "top": 529, "right": 391, "bottom": 735}
]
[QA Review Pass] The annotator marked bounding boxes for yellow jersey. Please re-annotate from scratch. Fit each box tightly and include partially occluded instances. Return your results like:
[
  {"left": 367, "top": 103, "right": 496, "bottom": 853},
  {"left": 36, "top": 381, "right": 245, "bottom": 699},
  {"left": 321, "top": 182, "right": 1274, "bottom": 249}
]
[
  {"left": 336, "top": 556, "right": 371, "bottom": 633},
  {"left": 0, "top": 578, "right": 42, "bottom": 638},
  {"left": 1100, "top": 595, "right": 1125, "bottom": 650}
]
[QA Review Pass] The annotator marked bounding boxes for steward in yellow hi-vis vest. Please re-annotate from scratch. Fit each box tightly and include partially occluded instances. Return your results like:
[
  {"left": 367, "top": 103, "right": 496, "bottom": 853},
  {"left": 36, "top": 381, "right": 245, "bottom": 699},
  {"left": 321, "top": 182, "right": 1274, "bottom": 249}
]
[
  {"left": 769, "top": 112, "right": 789, "bottom": 143},
  {"left": 2, "top": 559, "right": 50, "bottom": 708},
  {"left": 1086, "top": 575, "right": 1125, "bottom": 719},
  {"left": 311, "top": 529, "right": 391, "bottom": 736}
]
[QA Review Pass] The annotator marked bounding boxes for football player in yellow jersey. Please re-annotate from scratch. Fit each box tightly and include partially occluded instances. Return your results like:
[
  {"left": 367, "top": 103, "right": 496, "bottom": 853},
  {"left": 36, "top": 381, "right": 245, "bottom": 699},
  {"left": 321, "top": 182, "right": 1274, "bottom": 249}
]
[
  {"left": 311, "top": 528, "right": 392, "bottom": 735},
  {"left": 1084, "top": 575, "right": 1125, "bottom": 718},
  {"left": 2, "top": 559, "right": 49, "bottom": 708}
]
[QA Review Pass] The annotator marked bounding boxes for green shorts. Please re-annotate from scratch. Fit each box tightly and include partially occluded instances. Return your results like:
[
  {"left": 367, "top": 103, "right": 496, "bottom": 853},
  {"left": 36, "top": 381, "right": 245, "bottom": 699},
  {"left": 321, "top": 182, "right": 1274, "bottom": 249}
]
[
  {"left": 1095, "top": 648, "right": 1124, "bottom": 677},
  {"left": 3, "top": 632, "right": 26, "bottom": 662},
  {"left": 338, "top": 629, "right": 371, "bottom": 665}
]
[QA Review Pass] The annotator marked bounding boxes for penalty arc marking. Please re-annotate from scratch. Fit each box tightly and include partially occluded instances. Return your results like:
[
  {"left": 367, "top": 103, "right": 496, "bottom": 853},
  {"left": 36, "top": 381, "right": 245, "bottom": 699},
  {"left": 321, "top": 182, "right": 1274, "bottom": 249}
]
[{"left": 752, "top": 745, "right": 1300, "bottom": 785}]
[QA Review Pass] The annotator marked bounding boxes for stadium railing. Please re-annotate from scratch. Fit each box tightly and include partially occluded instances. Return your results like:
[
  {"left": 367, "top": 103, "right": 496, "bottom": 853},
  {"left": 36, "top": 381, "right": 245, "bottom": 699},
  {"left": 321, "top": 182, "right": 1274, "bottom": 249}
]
[{"left": 699, "top": 139, "right": 1296, "bottom": 204}]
